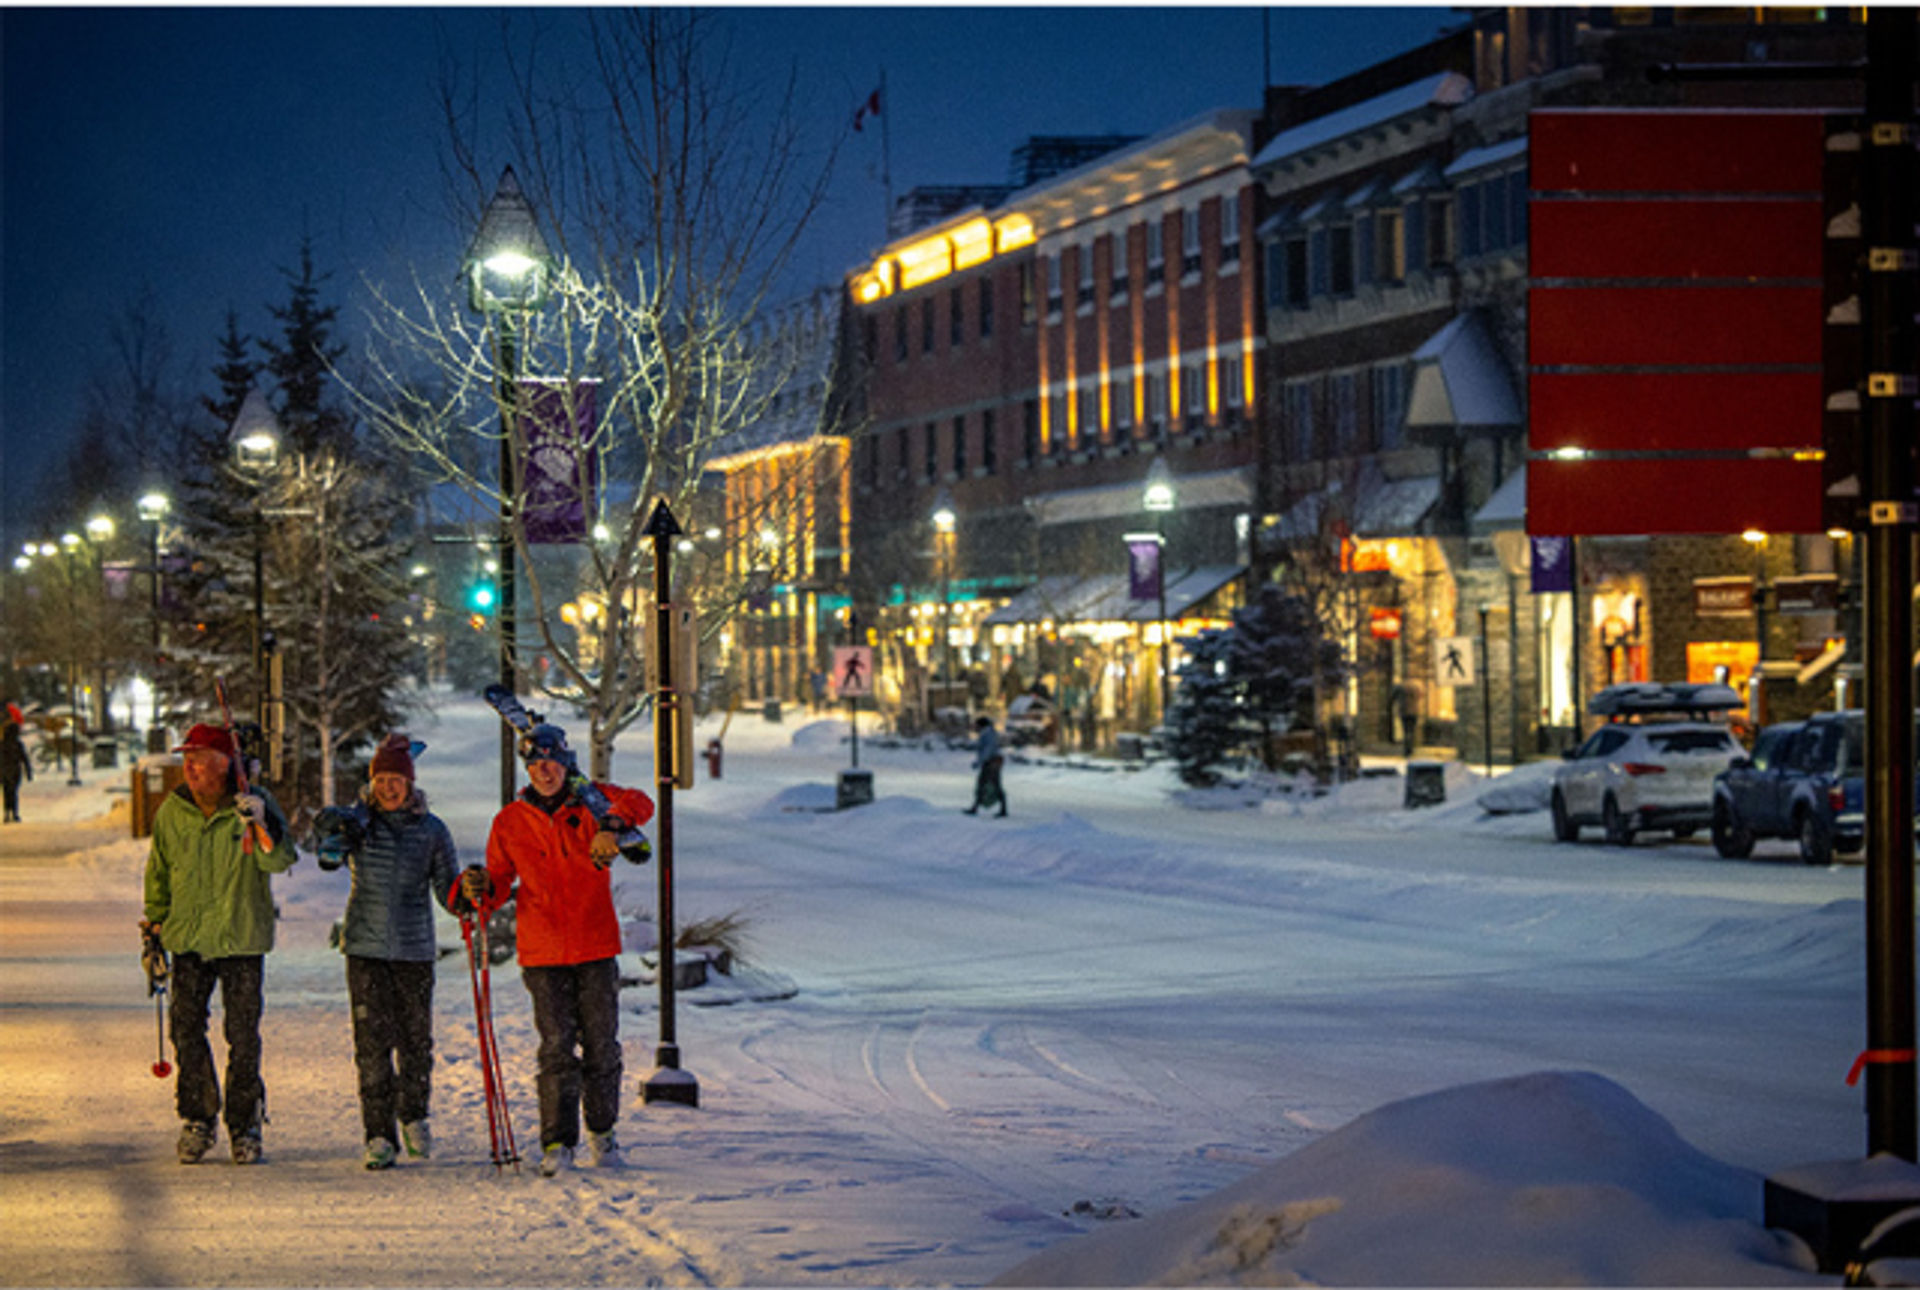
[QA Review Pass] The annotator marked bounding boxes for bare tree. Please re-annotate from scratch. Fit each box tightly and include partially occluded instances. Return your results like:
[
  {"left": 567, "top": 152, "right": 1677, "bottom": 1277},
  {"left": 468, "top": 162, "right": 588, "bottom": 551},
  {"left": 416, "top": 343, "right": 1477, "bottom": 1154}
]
[{"left": 352, "top": 9, "right": 850, "bottom": 777}]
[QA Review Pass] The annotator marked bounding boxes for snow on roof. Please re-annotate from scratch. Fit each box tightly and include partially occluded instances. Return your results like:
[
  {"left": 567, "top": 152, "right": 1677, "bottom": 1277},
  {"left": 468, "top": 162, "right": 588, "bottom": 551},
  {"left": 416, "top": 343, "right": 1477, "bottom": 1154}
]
[
  {"left": 1472, "top": 463, "right": 1527, "bottom": 531},
  {"left": 1252, "top": 72, "right": 1474, "bottom": 171},
  {"left": 1445, "top": 133, "right": 1529, "bottom": 178},
  {"left": 1406, "top": 312, "right": 1522, "bottom": 431}
]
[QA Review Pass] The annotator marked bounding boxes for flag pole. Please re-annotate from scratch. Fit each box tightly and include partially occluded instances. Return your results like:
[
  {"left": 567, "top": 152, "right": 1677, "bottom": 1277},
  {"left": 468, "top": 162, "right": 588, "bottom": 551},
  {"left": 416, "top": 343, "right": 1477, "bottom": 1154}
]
[{"left": 879, "top": 68, "right": 892, "bottom": 237}]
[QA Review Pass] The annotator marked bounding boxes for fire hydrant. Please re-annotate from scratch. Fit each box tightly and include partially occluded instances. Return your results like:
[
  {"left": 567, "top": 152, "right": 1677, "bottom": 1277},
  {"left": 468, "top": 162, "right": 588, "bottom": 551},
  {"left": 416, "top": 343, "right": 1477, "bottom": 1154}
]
[{"left": 705, "top": 739, "right": 723, "bottom": 780}]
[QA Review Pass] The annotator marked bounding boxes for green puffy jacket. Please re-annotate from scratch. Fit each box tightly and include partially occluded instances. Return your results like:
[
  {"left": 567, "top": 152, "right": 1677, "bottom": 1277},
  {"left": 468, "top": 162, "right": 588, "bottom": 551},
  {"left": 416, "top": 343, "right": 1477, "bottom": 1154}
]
[{"left": 144, "top": 785, "right": 297, "bottom": 958}]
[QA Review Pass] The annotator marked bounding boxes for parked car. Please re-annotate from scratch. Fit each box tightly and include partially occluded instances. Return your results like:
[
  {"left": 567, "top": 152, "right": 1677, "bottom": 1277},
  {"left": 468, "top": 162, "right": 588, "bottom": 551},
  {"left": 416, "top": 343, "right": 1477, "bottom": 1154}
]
[
  {"left": 1734, "top": 709, "right": 1920, "bottom": 865},
  {"left": 1551, "top": 683, "right": 1745, "bottom": 846},
  {"left": 1003, "top": 693, "right": 1058, "bottom": 747}
]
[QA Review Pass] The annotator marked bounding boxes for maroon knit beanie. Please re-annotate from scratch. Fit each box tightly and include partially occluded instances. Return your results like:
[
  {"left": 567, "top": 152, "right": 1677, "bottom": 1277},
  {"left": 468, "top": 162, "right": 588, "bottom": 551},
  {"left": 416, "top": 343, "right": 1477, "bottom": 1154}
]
[{"left": 370, "top": 733, "right": 415, "bottom": 781}]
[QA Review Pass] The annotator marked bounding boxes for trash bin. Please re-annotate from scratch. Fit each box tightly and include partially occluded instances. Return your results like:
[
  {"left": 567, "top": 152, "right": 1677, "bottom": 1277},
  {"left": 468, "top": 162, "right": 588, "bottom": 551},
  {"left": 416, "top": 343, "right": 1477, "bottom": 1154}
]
[
  {"left": 131, "top": 754, "right": 185, "bottom": 839},
  {"left": 145, "top": 726, "right": 169, "bottom": 755},
  {"left": 705, "top": 739, "right": 723, "bottom": 780},
  {"left": 763, "top": 699, "right": 783, "bottom": 723},
  {"left": 1404, "top": 761, "right": 1446, "bottom": 809},
  {"left": 92, "top": 736, "right": 119, "bottom": 769},
  {"left": 1115, "top": 732, "right": 1147, "bottom": 762},
  {"left": 836, "top": 768, "right": 874, "bottom": 810}
]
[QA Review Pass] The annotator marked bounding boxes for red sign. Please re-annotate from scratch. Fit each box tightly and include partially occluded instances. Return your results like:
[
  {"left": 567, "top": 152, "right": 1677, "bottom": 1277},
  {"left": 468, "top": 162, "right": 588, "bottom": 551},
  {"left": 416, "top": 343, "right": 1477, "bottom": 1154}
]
[
  {"left": 1527, "top": 110, "right": 1829, "bottom": 537},
  {"left": 1369, "top": 608, "right": 1402, "bottom": 640}
]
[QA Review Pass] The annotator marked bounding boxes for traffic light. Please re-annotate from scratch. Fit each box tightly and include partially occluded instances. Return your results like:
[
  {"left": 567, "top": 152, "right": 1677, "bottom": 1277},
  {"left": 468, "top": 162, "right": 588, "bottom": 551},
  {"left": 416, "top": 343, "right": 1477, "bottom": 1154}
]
[{"left": 467, "top": 580, "right": 497, "bottom": 614}]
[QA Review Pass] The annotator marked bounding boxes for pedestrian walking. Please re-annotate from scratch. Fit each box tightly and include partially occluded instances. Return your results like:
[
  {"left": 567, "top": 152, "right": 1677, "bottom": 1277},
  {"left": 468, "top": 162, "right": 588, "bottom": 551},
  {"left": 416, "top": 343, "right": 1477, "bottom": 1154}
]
[
  {"left": 1, "top": 720, "right": 32, "bottom": 822},
  {"left": 141, "top": 722, "right": 296, "bottom": 1164},
  {"left": 964, "top": 715, "right": 1007, "bottom": 817},
  {"left": 313, "top": 733, "right": 461, "bottom": 1171},
  {"left": 457, "top": 721, "right": 654, "bottom": 1177}
]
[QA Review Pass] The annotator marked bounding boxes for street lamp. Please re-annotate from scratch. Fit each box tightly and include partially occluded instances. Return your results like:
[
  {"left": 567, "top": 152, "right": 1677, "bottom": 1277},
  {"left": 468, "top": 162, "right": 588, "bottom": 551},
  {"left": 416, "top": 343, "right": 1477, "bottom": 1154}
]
[
  {"left": 137, "top": 491, "right": 170, "bottom": 661},
  {"left": 229, "top": 389, "right": 282, "bottom": 734},
  {"left": 1742, "top": 529, "right": 1770, "bottom": 664},
  {"left": 931, "top": 491, "right": 956, "bottom": 701},
  {"left": 58, "top": 532, "right": 83, "bottom": 784},
  {"left": 464, "top": 164, "right": 555, "bottom": 807},
  {"left": 1142, "top": 457, "right": 1176, "bottom": 720},
  {"left": 84, "top": 514, "right": 115, "bottom": 735}
]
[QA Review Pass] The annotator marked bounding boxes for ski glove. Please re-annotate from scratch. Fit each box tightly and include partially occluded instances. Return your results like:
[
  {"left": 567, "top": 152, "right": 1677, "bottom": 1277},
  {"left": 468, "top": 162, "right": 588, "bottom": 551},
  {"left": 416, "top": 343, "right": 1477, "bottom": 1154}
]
[
  {"left": 457, "top": 866, "right": 492, "bottom": 908},
  {"left": 234, "top": 793, "right": 267, "bottom": 831}
]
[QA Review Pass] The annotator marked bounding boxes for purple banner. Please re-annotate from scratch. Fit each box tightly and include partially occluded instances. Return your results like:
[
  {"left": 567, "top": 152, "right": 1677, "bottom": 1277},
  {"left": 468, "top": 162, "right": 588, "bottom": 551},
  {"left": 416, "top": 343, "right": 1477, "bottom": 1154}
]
[
  {"left": 1531, "top": 535, "right": 1573, "bottom": 594},
  {"left": 518, "top": 378, "right": 599, "bottom": 545},
  {"left": 1127, "top": 536, "right": 1163, "bottom": 601}
]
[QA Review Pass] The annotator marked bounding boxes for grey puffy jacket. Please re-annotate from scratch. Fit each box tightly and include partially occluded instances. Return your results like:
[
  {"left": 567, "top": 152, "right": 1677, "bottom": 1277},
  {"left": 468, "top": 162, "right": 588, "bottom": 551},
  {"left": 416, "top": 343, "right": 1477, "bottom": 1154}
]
[{"left": 315, "top": 792, "right": 459, "bottom": 962}]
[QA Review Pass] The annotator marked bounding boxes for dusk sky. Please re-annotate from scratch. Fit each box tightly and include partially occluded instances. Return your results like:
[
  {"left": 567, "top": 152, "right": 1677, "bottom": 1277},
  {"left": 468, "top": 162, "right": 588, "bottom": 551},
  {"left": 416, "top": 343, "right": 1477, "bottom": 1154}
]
[{"left": 1, "top": 4, "right": 1460, "bottom": 549}]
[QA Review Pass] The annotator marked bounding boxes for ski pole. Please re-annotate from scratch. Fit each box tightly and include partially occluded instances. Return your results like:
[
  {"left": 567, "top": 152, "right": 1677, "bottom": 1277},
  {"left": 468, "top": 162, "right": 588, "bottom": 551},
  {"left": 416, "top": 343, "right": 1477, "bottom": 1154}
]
[
  {"left": 141, "top": 922, "right": 171, "bottom": 1078},
  {"left": 478, "top": 914, "right": 519, "bottom": 1170},
  {"left": 461, "top": 914, "right": 504, "bottom": 1169}
]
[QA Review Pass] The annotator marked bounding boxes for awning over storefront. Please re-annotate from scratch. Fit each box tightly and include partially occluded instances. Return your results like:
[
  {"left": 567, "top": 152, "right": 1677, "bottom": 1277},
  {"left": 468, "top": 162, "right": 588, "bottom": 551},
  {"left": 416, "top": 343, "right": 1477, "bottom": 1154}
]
[
  {"left": 1270, "top": 469, "right": 1440, "bottom": 541},
  {"left": 1406, "top": 311, "right": 1522, "bottom": 434},
  {"left": 1471, "top": 463, "right": 1526, "bottom": 535},
  {"left": 982, "top": 565, "right": 1245, "bottom": 626},
  {"left": 1024, "top": 468, "right": 1252, "bottom": 527}
]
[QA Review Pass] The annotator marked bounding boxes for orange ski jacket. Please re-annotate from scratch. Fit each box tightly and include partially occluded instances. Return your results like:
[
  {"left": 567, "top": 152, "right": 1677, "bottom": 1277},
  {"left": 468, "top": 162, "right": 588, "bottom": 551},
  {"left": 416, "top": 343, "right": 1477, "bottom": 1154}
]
[{"left": 481, "top": 781, "right": 654, "bottom": 967}]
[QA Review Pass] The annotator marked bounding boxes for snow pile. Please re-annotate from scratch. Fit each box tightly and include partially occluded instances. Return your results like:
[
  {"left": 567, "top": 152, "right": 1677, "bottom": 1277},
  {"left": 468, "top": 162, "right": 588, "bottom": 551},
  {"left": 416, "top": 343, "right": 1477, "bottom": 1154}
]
[{"left": 994, "top": 1070, "right": 1815, "bottom": 1287}]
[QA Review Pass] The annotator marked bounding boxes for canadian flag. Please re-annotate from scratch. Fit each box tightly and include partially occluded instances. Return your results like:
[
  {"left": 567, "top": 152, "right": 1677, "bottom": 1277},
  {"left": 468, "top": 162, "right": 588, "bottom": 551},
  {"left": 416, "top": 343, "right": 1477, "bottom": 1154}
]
[{"left": 852, "top": 86, "right": 881, "bottom": 132}]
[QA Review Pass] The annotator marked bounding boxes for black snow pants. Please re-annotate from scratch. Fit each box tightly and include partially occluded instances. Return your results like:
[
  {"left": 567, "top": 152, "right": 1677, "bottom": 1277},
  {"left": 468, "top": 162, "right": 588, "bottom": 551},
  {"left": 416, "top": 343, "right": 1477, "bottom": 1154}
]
[
  {"left": 169, "top": 953, "right": 266, "bottom": 1135},
  {"left": 521, "top": 959, "right": 623, "bottom": 1150},
  {"left": 346, "top": 956, "right": 435, "bottom": 1144}
]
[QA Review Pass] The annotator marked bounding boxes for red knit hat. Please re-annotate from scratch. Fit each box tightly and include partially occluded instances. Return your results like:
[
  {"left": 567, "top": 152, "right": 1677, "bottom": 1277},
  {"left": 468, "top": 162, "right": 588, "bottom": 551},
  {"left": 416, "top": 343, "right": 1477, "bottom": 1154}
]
[
  {"left": 173, "top": 723, "right": 237, "bottom": 758},
  {"left": 370, "top": 733, "right": 415, "bottom": 781}
]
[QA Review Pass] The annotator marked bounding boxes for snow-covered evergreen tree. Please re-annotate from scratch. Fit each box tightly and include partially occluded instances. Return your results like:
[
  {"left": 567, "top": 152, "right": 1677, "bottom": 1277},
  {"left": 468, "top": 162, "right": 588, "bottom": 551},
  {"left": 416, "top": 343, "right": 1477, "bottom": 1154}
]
[
  {"left": 1163, "top": 627, "right": 1249, "bottom": 788},
  {"left": 1230, "top": 585, "right": 1347, "bottom": 771}
]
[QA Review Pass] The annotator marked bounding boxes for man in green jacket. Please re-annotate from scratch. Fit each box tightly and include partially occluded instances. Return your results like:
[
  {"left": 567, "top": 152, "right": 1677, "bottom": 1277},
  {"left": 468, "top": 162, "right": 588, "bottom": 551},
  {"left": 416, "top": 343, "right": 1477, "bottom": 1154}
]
[{"left": 143, "top": 723, "right": 296, "bottom": 1164}]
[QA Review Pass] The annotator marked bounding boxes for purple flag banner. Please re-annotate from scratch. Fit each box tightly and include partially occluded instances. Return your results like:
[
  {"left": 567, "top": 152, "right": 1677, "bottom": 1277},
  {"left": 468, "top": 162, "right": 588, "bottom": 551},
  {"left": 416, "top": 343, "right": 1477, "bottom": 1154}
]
[
  {"left": 1531, "top": 535, "right": 1573, "bottom": 594},
  {"left": 1127, "top": 536, "right": 1163, "bottom": 602},
  {"left": 518, "top": 378, "right": 599, "bottom": 545}
]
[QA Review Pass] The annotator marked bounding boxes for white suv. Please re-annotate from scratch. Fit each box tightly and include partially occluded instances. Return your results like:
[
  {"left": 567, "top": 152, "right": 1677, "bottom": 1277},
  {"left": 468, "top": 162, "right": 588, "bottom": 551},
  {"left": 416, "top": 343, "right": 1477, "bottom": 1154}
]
[{"left": 1550, "top": 683, "right": 1745, "bottom": 846}]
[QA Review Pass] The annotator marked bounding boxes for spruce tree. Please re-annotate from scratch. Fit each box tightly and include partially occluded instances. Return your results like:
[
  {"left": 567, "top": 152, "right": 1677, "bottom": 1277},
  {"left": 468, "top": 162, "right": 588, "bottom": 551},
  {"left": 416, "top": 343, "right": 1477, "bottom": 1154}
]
[{"left": 1163, "top": 627, "right": 1250, "bottom": 788}]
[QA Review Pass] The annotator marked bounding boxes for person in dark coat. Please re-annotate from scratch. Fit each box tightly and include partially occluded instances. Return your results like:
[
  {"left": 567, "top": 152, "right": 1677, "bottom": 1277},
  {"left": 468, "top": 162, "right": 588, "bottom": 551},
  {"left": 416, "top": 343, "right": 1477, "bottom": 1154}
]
[
  {"left": 0, "top": 721, "right": 31, "bottom": 822},
  {"left": 313, "top": 733, "right": 461, "bottom": 1170},
  {"left": 964, "top": 715, "right": 1007, "bottom": 817}
]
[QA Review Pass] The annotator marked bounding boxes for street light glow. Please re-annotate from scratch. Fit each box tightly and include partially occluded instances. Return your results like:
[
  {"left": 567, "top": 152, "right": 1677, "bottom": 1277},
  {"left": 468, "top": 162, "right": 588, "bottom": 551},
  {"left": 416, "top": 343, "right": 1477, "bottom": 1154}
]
[{"left": 137, "top": 492, "right": 170, "bottom": 523}]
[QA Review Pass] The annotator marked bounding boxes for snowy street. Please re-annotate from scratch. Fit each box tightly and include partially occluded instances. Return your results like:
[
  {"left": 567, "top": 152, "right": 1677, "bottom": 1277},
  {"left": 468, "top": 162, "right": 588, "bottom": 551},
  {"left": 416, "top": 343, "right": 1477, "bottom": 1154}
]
[{"left": 0, "top": 691, "right": 1879, "bottom": 1285}]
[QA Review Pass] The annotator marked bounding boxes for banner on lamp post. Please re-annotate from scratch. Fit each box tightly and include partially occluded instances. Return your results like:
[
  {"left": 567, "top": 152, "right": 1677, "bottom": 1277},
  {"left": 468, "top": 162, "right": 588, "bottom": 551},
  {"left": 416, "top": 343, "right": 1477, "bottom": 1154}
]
[
  {"left": 1125, "top": 534, "right": 1163, "bottom": 602},
  {"left": 1530, "top": 536, "right": 1573, "bottom": 594},
  {"left": 517, "top": 378, "right": 600, "bottom": 545}
]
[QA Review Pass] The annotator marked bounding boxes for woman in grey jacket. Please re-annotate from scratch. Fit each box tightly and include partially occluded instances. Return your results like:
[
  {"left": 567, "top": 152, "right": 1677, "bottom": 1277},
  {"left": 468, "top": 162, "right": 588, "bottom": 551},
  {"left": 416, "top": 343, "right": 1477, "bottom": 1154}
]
[{"left": 314, "top": 733, "right": 460, "bottom": 1170}]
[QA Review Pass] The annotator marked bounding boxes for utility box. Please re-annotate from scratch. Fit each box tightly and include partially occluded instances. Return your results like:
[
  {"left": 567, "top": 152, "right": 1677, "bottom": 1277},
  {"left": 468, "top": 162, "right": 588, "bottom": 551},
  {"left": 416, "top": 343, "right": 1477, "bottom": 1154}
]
[
  {"left": 836, "top": 768, "right": 874, "bottom": 811},
  {"left": 91, "top": 737, "right": 119, "bottom": 769},
  {"left": 1766, "top": 1155, "right": 1920, "bottom": 1273},
  {"left": 131, "top": 754, "right": 184, "bottom": 839},
  {"left": 1404, "top": 761, "right": 1446, "bottom": 809}
]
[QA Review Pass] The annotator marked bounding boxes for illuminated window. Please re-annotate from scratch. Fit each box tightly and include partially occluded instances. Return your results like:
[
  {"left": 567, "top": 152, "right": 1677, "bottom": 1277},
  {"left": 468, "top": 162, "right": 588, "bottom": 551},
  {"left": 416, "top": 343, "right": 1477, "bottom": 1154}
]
[
  {"left": 1045, "top": 254, "right": 1063, "bottom": 318},
  {"left": 1378, "top": 209, "right": 1406, "bottom": 282},
  {"left": 1019, "top": 262, "right": 1036, "bottom": 327}
]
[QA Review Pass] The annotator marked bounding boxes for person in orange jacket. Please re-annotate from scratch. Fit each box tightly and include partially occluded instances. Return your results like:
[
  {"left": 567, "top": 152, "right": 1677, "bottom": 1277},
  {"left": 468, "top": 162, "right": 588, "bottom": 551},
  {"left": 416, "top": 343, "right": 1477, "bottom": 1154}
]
[{"left": 457, "top": 722, "right": 652, "bottom": 1177}]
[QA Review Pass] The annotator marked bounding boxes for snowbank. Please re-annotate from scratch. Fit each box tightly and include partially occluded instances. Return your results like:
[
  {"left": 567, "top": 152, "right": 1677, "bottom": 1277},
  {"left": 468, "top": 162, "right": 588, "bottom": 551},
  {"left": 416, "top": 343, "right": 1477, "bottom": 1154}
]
[{"left": 994, "top": 1071, "right": 1817, "bottom": 1286}]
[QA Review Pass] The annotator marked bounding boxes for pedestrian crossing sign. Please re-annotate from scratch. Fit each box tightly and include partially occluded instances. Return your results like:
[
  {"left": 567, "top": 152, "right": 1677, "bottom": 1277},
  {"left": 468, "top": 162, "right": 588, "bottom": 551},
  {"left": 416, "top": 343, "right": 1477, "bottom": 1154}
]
[{"left": 833, "top": 646, "right": 874, "bottom": 698}]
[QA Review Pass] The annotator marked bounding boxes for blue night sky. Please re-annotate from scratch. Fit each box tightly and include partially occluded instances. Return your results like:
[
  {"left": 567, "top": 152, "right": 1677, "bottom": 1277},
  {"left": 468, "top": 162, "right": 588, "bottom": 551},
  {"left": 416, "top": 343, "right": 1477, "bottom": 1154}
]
[{"left": 0, "top": 4, "right": 1460, "bottom": 547}]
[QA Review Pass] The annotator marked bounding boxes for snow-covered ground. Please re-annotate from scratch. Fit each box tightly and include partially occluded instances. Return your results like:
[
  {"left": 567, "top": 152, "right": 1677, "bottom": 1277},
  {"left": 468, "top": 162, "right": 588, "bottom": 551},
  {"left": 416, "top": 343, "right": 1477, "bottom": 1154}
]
[{"left": 0, "top": 689, "right": 1896, "bottom": 1285}]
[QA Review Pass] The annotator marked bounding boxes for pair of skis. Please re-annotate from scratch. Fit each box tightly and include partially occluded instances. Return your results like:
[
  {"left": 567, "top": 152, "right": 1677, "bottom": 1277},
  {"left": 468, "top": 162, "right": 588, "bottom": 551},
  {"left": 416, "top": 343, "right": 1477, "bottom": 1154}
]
[
  {"left": 460, "top": 908, "right": 520, "bottom": 1173},
  {"left": 482, "top": 685, "right": 650, "bottom": 855}
]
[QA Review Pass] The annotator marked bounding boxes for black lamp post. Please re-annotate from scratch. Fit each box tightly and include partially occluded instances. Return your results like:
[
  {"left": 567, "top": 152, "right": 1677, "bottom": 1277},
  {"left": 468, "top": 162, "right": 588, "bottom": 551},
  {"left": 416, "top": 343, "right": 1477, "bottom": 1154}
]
[
  {"left": 1142, "top": 458, "right": 1176, "bottom": 721},
  {"left": 84, "top": 514, "right": 115, "bottom": 734},
  {"left": 136, "top": 492, "right": 169, "bottom": 662},
  {"left": 463, "top": 165, "right": 555, "bottom": 808},
  {"left": 57, "top": 533, "right": 83, "bottom": 784},
  {"left": 229, "top": 389, "right": 282, "bottom": 735},
  {"left": 931, "top": 491, "right": 956, "bottom": 699}
]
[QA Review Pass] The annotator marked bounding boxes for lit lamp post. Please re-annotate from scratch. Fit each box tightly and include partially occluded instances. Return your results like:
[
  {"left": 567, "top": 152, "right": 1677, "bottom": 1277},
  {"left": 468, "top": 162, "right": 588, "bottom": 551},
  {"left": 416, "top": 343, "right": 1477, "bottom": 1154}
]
[
  {"left": 229, "top": 389, "right": 283, "bottom": 734},
  {"left": 58, "top": 532, "right": 83, "bottom": 784},
  {"left": 463, "top": 165, "right": 555, "bottom": 807},
  {"left": 1742, "top": 528, "right": 1770, "bottom": 664},
  {"left": 137, "top": 491, "right": 170, "bottom": 664},
  {"left": 1142, "top": 458, "right": 1176, "bottom": 720},
  {"left": 84, "top": 514, "right": 115, "bottom": 735},
  {"left": 931, "top": 492, "right": 956, "bottom": 702}
]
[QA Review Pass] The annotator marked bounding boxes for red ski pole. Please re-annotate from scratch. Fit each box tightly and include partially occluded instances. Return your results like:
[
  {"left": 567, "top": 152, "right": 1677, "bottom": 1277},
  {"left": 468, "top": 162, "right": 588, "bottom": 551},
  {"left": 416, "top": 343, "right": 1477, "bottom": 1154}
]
[{"left": 477, "top": 914, "right": 519, "bottom": 1170}]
